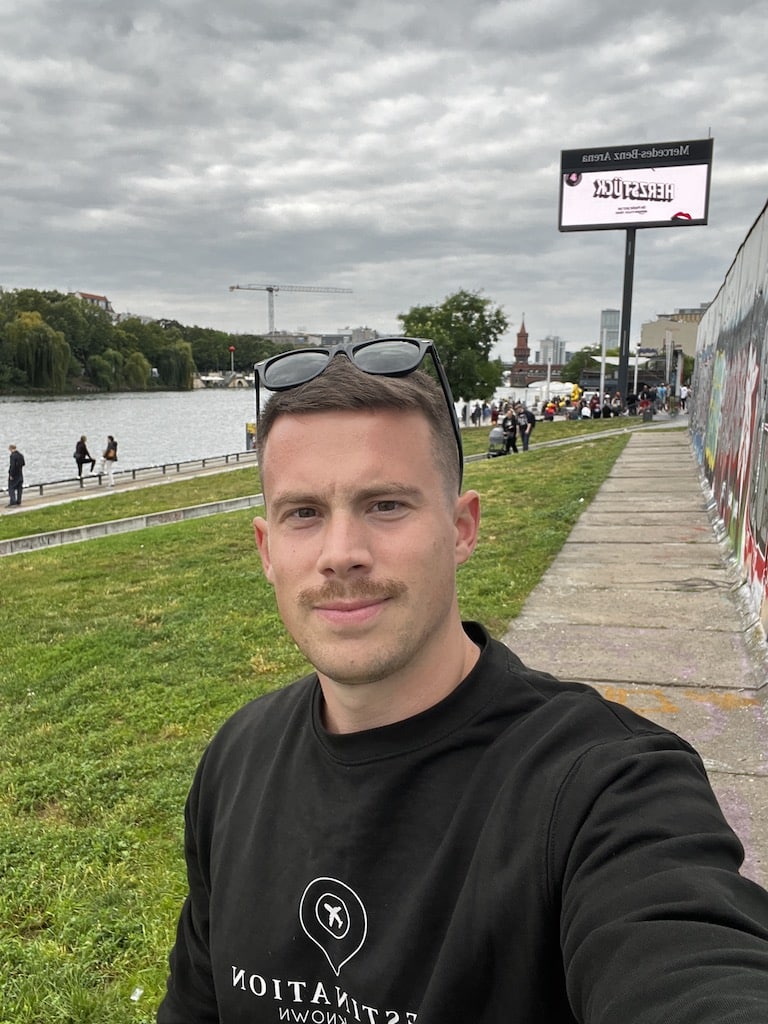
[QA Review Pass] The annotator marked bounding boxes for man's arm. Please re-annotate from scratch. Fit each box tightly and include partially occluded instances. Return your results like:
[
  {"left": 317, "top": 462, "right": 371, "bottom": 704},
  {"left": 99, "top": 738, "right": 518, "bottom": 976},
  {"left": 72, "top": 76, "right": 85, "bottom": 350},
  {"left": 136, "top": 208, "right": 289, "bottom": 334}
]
[
  {"left": 157, "top": 763, "right": 220, "bottom": 1023},
  {"left": 554, "top": 733, "right": 768, "bottom": 1023}
]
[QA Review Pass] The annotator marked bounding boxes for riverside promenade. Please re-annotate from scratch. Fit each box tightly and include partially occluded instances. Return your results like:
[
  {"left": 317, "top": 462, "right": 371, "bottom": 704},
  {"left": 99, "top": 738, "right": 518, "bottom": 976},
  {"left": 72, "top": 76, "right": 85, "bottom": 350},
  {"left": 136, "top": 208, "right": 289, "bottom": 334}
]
[
  {"left": 4, "top": 422, "right": 768, "bottom": 888},
  {"left": 503, "top": 425, "right": 768, "bottom": 889}
]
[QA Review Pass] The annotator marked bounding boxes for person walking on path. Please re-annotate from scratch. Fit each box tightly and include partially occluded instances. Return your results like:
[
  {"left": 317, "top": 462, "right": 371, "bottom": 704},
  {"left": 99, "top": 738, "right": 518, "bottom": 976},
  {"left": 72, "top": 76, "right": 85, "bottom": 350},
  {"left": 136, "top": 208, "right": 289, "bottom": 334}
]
[
  {"left": 74, "top": 435, "right": 96, "bottom": 477},
  {"left": 158, "top": 340, "right": 768, "bottom": 1024},
  {"left": 501, "top": 405, "right": 518, "bottom": 453},
  {"left": 7, "top": 444, "right": 25, "bottom": 507},
  {"left": 516, "top": 401, "right": 536, "bottom": 451},
  {"left": 100, "top": 435, "right": 118, "bottom": 486}
]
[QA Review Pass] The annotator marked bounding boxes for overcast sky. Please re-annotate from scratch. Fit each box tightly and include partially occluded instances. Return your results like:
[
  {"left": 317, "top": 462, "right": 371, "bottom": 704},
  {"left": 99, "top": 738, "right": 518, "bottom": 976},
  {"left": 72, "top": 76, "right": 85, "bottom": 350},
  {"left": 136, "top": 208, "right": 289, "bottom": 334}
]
[{"left": 2, "top": 0, "right": 766, "bottom": 360}]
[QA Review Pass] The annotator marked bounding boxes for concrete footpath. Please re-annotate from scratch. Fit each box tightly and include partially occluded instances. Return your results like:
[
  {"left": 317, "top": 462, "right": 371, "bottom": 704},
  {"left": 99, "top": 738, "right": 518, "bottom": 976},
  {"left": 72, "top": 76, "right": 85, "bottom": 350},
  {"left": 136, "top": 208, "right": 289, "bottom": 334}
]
[{"left": 503, "top": 427, "right": 768, "bottom": 889}]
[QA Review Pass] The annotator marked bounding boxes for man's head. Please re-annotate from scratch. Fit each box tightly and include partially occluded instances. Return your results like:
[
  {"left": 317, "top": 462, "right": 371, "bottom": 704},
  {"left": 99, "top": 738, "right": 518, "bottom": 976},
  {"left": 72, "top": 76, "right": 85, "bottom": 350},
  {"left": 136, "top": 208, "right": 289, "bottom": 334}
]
[
  {"left": 256, "top": 355, "right": 462, "bottom": 499},
  {"left": 251, "top": 351, "right": 481, "bottom": 724}
]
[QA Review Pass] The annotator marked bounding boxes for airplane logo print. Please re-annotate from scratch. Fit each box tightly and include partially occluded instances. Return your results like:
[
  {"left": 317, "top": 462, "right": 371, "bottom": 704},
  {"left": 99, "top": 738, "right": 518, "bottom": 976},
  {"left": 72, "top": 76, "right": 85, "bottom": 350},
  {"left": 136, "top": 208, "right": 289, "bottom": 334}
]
[{"left": 299, "top": 877, "right": 368, "bottom": 976}]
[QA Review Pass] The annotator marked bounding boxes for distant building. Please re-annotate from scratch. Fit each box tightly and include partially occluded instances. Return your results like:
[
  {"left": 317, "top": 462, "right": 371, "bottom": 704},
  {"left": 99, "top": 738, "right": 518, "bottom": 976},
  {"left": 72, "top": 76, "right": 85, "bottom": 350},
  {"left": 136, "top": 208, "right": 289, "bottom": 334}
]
[
  {"left": 259, "top": 327, "right": 379, "bottom": 348},
  {"left": 534, "top": 335, "right": 567, "bottom": 364},
  {"left": 640, "top": 304, "right": 709, "bottom": 358},
  {"left": 114, "top": 311, "right": 155, "bottom": 325},
  {"left": 71, "top": 291, "right": 115, "bottom": 316},
  {"left": 504, "top": 318, "right": 567, "bottom": 389},
  {"left": 600, "top": 309, "right": 620, "bottom": 350}
]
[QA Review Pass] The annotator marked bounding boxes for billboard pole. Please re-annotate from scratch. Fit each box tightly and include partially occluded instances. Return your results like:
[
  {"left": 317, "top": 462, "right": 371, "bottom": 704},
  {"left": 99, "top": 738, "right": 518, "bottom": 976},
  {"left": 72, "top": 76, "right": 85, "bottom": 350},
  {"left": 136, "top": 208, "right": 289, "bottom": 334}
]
[{"left": 617, "top": 227, "right": 636, "bottom": 405}]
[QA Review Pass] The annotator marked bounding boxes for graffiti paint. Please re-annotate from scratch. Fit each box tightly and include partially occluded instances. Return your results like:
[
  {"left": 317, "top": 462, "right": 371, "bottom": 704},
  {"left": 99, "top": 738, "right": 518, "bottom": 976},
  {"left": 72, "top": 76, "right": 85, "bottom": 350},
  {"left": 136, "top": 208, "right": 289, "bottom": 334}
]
[{"left": 690, "top": 199, "right": 768, "bottom": 629}]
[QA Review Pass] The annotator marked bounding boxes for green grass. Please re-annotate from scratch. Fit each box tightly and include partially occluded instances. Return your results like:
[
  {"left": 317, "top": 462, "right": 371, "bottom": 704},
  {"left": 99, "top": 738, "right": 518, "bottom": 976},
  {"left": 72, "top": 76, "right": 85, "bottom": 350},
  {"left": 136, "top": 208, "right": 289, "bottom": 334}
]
[
  {"left": 0, "top": 432, "right": 629, "bottom": 1022},
  {"left": 0, "top": 415, "right": 635, "bottom": 543}
]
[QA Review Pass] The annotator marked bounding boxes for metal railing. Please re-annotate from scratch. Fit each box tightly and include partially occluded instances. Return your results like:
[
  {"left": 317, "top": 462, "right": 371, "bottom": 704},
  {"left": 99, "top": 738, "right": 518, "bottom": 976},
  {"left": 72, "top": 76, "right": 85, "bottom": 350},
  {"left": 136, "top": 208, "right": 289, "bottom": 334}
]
[{"left": 22, "top": 450, "right": 259, "bottom": 498}]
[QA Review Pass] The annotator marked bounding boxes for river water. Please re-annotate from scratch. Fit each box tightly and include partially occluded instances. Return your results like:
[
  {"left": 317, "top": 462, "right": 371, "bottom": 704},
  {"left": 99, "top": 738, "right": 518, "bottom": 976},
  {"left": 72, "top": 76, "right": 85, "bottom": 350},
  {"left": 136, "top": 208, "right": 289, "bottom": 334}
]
[{"left": 0, "top": 389, "right": 258, "bottom": 485}]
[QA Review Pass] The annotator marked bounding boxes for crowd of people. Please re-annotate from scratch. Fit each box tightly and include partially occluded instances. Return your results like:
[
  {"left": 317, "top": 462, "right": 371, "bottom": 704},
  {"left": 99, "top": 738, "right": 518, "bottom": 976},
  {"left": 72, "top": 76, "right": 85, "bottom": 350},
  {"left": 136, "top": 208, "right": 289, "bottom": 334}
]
[{"left": 3, "top": 432, "right": 119, "bottom": 510}]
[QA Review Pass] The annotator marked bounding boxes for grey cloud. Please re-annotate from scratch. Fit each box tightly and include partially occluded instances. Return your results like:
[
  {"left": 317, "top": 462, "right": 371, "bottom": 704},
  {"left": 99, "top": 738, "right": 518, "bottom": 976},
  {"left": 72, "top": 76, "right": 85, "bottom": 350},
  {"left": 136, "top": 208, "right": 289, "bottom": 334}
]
[{"left": 0, "top": 0, "right": 766, "bottom": 348}]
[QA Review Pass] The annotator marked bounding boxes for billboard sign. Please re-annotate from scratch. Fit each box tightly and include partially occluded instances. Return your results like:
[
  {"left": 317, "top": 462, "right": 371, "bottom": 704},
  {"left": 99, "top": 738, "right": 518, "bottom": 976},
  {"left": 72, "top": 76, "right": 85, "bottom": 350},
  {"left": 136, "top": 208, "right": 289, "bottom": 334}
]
[{"left": 559, "top": 138, "right": 713, "bottom": 232}]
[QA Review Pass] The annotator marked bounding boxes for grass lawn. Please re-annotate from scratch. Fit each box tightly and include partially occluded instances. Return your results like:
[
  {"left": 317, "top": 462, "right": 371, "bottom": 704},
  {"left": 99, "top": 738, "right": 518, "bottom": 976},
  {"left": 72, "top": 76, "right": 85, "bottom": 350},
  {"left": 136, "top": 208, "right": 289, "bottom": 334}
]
[{"left": 0, "top": 431, "right": 629, "bottom": 1022}]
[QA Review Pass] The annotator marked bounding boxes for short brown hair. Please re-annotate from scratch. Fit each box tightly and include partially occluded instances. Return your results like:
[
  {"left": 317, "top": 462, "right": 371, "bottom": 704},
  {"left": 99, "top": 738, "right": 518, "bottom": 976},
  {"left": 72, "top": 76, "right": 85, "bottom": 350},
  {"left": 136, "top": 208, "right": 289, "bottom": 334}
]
[{"left": 256, "top": 356, "right": 461, "bottom": 495}]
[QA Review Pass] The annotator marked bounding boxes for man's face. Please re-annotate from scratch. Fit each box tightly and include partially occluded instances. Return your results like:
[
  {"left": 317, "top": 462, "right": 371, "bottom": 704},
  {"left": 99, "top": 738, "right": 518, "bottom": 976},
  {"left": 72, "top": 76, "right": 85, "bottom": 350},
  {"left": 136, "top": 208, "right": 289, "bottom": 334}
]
[{"left": 253, "top": 408, "right": 478, "bottom": 693}]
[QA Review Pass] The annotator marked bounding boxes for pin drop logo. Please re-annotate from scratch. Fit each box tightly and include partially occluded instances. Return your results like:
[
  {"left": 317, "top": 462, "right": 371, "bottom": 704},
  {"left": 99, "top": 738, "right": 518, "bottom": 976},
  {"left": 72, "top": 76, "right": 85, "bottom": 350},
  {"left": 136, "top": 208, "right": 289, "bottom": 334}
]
[{"left": 299, "top": 877, "right": 367, "bottom": 976}]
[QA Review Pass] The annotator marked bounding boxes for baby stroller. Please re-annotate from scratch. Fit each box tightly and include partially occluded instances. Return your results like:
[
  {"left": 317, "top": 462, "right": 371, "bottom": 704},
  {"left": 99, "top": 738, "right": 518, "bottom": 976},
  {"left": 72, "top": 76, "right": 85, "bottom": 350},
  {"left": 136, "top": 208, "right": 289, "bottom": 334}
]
[{"left": 487, "top": 425, "right": 508, "bottom": 458}]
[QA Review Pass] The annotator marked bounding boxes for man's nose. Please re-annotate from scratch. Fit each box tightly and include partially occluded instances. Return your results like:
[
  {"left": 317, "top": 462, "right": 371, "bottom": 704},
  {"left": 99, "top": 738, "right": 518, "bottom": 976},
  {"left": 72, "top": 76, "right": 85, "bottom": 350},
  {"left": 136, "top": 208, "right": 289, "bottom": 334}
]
[{"left": 316, "top": 513, "right": 373, "bottom": 577}]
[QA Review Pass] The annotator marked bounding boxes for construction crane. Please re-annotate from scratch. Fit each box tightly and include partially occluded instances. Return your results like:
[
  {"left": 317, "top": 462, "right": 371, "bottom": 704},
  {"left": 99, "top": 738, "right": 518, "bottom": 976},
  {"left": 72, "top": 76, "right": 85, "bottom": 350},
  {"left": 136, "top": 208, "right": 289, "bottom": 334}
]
[{"left": 228, "top": 283, "right": 353, "bottom": 336}]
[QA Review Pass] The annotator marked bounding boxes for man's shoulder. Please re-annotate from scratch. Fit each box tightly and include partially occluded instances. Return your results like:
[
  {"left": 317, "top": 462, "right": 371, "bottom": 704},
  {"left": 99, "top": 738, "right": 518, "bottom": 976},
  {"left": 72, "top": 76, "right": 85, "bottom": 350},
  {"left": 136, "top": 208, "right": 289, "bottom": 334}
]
[
  {"left": 208, "top": 672, "right": 316, "bottom": 754},
  {"left": 483, "top": 631, "right": 686, "bottom": 750}
]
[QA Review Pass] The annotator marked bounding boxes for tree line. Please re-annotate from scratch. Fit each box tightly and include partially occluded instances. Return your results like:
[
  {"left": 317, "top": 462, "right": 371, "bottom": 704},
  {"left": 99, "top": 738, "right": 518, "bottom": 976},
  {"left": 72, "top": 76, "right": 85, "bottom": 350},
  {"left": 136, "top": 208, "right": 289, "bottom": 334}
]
[
  {"left": 0, "top": 288, "right": 283, "bottom": 393},
  {"left": 0, "top": 286, "right": 508, "bottom": 398}
]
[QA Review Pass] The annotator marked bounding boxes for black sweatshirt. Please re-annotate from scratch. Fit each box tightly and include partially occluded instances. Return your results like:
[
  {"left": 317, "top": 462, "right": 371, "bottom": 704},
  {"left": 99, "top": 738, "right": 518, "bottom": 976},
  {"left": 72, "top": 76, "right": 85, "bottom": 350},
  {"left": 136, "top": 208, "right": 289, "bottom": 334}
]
[{"left": 158, "top": 623, "right": 768, "bottom": 1023}]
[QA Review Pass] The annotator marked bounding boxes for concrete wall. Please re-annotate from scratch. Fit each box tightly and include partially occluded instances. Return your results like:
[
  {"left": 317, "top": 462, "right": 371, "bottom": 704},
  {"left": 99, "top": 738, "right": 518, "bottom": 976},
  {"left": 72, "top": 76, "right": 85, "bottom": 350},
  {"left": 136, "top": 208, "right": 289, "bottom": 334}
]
[{"left": 690, "top": 199, "right": 768, "bottom": 631}]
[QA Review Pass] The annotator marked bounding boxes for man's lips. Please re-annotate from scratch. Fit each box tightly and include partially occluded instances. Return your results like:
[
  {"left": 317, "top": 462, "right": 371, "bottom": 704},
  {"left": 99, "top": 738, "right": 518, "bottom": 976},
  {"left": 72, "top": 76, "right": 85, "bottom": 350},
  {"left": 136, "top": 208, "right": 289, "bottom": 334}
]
[
  {"left": 298, "top": 579, "right": 407, "bottom": 612},
  {"left": 313, "top": 597, "right": 390, "bottom": 624}
]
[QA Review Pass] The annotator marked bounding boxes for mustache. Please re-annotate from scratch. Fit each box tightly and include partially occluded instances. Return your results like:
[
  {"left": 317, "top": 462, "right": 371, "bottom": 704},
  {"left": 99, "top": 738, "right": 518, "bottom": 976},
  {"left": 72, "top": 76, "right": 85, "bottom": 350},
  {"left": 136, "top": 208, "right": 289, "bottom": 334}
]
[{"left": 298, "top": 578, "right": 407, "bottom": 608}]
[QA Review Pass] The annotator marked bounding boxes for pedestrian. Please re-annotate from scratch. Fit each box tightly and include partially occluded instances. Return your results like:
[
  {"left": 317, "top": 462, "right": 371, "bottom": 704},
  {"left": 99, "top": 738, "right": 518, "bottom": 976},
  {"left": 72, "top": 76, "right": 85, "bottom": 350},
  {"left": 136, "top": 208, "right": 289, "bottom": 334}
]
[
  {"left": 100, "top": 434, "right": 118, "bottom": 486},
  {"left": 6, "top": 444, "right": 25, "bottom": 508},
  {"left": 501, "top": 405, "right": 518, "bottom": 453},
  {"left": 73, "top": 435, "right": 96, "bottom": 477},
  {"left": 158, "top": 338, "right": 768, "bottom": 1024},
  {"left": 515, "top": 401, "right": 536, "bottom": 450},
  {"left": 680, "top": 383, "right": 690, "bottom": 411}
]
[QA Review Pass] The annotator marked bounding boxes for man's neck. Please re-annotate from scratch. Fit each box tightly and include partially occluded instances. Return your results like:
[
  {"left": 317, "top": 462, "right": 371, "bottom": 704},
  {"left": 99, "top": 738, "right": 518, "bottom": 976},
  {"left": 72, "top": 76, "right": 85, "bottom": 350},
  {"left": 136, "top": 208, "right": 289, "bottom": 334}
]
[{"left": 319, "top": 627, "right": 481, "bottom": 735}]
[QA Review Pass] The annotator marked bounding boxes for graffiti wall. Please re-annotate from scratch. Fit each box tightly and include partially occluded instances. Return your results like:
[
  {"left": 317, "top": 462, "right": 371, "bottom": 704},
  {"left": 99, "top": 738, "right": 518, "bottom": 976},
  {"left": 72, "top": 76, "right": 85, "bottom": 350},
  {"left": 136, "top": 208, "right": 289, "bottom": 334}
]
[{"left": 690, "top": 199, "right": 768, "bottom": 630}]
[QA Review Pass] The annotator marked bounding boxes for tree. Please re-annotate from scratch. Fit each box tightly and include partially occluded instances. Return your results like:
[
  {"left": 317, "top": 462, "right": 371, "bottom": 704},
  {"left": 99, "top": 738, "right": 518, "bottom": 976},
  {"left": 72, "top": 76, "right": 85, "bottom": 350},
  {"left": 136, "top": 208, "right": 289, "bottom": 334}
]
[
  {"left": 3, "top": 311, "right": 70, "bottom": 391},
  {"left": 156, "top": 340, "right": 196, "bottom": 389},
  {"left": 88, "top": 347, "right": 124, "bottom": 391},
  {"left": 559, "top": 346, "right": 601, "bottom": 386},
  {"left": 398, "top": 290, "right": 507, "bottom": 400},
  {"left": 123, "top": 351, "right": 151, "bottom": 390}
]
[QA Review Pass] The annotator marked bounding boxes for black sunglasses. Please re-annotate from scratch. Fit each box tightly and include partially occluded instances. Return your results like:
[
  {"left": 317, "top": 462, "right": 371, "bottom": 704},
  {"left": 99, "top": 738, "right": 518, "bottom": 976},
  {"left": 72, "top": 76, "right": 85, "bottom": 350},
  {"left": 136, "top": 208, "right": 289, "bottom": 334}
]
[{"left": 254, "top": 336, "right": 464, "bottom": 489}]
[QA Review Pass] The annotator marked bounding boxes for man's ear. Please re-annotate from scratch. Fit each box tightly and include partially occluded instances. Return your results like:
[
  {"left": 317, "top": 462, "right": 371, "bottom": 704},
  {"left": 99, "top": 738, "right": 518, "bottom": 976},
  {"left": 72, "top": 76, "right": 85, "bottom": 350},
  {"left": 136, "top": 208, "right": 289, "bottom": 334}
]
[
  {"left": 253, "top": 516, "right": 274, "bottom": 584},
  {"left": 454, "top": 489, "right": 480, "bottom": 566}
]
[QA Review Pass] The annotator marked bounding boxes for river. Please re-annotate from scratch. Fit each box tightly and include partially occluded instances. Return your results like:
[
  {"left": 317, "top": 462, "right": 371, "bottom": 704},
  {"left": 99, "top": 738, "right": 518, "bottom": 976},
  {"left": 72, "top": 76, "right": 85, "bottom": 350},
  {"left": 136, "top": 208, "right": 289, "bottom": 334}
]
[{"left": 0, "top": 389, "right": 258, "bottom": 485}]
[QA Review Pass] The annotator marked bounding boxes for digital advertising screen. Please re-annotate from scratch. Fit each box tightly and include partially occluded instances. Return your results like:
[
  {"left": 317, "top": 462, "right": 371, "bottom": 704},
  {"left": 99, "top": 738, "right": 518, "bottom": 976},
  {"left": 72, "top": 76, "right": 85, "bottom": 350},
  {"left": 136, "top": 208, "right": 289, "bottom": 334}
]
[{"left": 559, "top": 138, "right": 713, "bottom": 232}]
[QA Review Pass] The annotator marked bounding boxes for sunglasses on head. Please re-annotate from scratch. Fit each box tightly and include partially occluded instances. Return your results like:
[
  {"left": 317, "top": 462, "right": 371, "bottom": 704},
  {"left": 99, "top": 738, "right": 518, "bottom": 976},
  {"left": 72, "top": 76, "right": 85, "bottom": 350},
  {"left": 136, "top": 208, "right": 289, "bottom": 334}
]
[{"left": 254, "top": 336, "right": 464, "bottom": 489}]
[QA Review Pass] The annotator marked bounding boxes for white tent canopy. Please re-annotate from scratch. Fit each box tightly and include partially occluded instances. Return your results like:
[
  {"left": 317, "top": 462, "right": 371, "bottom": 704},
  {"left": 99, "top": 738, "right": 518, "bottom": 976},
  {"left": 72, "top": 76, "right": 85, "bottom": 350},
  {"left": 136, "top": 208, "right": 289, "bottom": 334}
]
[
  {"left": 590, "top": 355, "right": 650, "bottom": 367},
  {"left": 526, "top": 380, "right": 576, "bottom": 391}
]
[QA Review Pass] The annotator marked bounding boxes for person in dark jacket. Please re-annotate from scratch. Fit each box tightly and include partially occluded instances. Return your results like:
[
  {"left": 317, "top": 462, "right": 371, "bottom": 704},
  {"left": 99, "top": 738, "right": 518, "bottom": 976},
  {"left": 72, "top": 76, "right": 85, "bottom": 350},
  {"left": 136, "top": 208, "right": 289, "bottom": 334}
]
[
  {"left": 74, "top": 435, "right": 96, "bottom": 477},
  {"left": 158, "top": 342, "right": 768, "bottom": 1024},
  {"left": 501, "top": 405, "right": 518, "bottom": 453},
  {"left": 515, "top": 401, "right": 536, "bottom": 450},
  {"left": 7, "top": 444, "right": 25, "bottom": 507}
]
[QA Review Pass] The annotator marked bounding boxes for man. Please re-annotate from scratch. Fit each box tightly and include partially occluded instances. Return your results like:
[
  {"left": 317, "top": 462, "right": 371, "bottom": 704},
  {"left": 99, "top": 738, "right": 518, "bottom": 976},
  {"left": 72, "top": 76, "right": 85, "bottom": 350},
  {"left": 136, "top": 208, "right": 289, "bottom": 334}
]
[
  {"left": 159, "top": 339, "right": 768, "bottom": 1023},
  {"left": 515, "top": 401, "right": 536, "bottom": 451},
  {"left": 7, "top": 444, "right": 25, "bottom": 507}
]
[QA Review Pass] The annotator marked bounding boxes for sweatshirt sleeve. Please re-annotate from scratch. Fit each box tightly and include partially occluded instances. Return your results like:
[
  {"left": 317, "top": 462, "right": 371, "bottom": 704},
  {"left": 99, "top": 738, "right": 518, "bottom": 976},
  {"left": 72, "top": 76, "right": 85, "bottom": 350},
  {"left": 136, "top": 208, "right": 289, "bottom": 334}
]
[
  {"left": 553, "top": 731, "right": 768, "bottom": 1024},
  {"left": 157, "top": 757, "right": 219, "bottom": 1024}
]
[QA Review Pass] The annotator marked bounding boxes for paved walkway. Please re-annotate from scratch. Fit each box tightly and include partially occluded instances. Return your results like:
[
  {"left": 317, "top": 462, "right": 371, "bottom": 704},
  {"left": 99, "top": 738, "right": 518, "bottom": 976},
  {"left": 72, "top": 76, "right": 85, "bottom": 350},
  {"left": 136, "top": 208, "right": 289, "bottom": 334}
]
[{"left": 503, "top": 427, "right": 768, "bottom": 888}]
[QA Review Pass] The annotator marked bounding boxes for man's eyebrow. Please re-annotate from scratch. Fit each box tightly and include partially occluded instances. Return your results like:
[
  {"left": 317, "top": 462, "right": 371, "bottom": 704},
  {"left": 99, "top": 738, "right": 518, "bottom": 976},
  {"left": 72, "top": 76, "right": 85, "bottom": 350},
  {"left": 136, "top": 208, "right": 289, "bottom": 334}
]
[{"left": 269, "top": 482, "right": 425, "bottom": 512}]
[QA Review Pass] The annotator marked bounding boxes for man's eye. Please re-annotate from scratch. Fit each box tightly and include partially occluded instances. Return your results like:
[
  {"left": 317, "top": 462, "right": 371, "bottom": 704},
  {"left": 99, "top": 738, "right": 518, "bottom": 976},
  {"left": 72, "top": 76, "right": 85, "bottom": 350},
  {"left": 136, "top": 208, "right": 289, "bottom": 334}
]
[
  {"left": 291, "top": 507, "right": 317, "bottom": 519},
  {"left": 374, "top": 501, "right": 401, "bottom": 513}
]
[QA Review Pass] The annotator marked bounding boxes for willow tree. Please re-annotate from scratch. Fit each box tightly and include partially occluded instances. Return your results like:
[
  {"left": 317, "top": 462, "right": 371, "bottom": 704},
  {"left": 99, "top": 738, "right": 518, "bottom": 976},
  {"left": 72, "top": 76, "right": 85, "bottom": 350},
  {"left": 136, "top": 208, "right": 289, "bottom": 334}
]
[
  {"left": 123, "top": 350, "right": 151, "bottom": 390},
  {"left": 3, "top": 311, "right": 70, "bottom": 391},
  {"left": 156, "top": 340, "right": 196, "bottom": 389}
]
